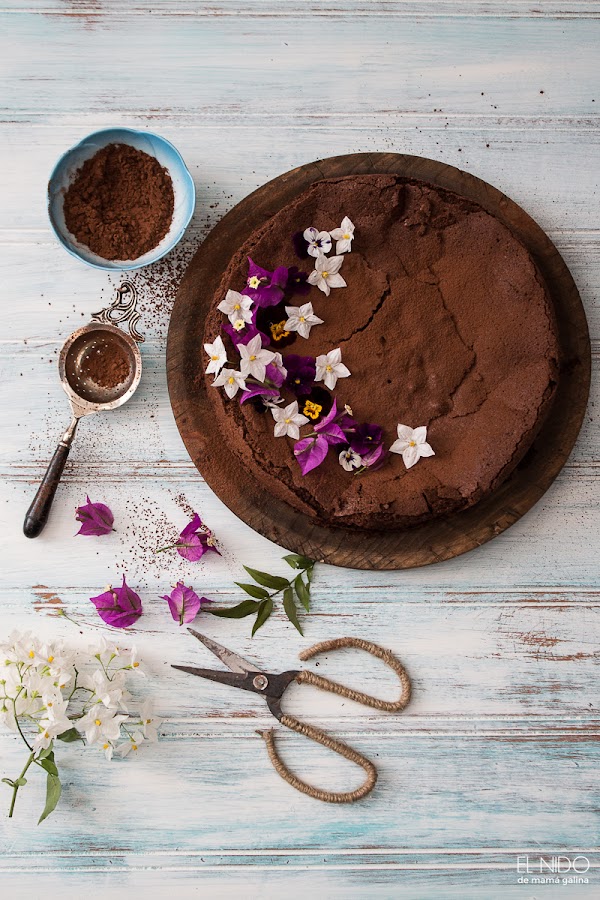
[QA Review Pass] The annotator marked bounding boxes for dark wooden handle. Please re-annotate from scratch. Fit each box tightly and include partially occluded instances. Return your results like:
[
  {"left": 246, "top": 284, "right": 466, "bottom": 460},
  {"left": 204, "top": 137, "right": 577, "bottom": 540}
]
[{"left": 23, "top": 442, "right": 71, "bottom": 538}]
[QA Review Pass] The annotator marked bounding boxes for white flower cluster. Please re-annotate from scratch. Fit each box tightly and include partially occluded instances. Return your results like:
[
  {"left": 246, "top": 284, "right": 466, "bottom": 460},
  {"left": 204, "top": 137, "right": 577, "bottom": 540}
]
[
  {"left": 0, "top": 632, "right": 161, "bottom": 760},
  {"left": 305, "top": 217, "right": 355, "bottom": 296}
]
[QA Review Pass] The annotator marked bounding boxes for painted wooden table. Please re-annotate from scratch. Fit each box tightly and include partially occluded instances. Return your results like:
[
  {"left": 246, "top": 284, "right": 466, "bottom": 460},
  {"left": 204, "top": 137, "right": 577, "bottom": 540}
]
[{"left": 1, "top": 2, "right": 598, "bottom": 897}]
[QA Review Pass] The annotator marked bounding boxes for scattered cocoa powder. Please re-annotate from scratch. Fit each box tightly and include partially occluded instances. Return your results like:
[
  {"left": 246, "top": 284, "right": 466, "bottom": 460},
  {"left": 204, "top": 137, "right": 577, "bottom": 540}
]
[
  {"left": 63, "top": 143, "right": 174, "bottom": 260},
  {"left": 80, "top": 341, "right": 131, "bottom": 389}
]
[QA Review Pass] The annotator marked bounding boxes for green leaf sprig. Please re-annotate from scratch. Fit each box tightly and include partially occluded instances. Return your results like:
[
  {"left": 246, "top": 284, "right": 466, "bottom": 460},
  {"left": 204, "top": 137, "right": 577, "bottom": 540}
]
[{"left": 208, "top": 554, "right": 315, "bottom": 636}]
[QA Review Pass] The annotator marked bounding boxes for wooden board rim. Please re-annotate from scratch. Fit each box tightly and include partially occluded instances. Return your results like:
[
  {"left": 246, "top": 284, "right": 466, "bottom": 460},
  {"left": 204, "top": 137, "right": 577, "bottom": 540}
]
[{"left": 166, "top": 152, "right": 591, "bottom": 570}]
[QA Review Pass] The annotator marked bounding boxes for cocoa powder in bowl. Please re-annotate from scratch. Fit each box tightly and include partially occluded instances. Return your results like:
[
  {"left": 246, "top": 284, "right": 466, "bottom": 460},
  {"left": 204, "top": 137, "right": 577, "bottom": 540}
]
[{"left": 63, "top": 143, "right": 175, "bottom": 261}]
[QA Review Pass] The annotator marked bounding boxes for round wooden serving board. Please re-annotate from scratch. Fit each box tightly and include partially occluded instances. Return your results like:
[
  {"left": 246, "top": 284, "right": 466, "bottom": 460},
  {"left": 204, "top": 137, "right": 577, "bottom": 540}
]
[{"left": 166, "top": 153, "right": 590, "bottom": 570}]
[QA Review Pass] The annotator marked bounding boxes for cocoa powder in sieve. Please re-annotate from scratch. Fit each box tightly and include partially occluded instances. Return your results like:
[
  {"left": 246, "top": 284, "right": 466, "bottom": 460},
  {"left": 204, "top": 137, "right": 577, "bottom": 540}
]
[
  {"left": 63, "top": 143, "right": 175, "bottom": 260},
  {"left": 80, "top": 342, "right": 131, "bottom": 389}
]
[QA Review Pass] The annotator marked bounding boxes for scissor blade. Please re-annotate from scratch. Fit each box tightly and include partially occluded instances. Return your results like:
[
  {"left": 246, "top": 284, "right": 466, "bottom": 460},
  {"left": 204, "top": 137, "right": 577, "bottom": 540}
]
[
  {"left": 172, "top": 665, "right": 251, "bottom": 689},
  {"left": 186, "top": 628, "right": 262, "bottom": 674}
]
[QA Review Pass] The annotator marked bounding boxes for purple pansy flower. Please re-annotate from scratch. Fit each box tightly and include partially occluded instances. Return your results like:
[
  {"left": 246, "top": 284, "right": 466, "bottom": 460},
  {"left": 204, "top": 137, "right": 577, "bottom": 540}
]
[
  {"left": 245, "top": 258, "right": 289, "bottom": 308},
  {"left": 292, "top": 231, "right": 310, "bottom": 260},
  {"left": 284, "top": 355, "right": 316, "bottom": 397},
  {"left": 75, "top": 496, "right": 115, "bottom": 536},
  {"left": 161, "top": 582, "right": 211, "bottom": 626},
  {"left": 286, "top": 266, "right": 311, "bottom": 297},
  {"left": 90, "top": 576, "right": 142, "bottom": 628},
  {"left": 294, "top": 434, "right": 329, "bottom": 476},
  {"left": 157, "top": 513, "right": 221, "bottom": 562},
  {"left": 349, "top": 422, "right": 384, "bottom": 456}
]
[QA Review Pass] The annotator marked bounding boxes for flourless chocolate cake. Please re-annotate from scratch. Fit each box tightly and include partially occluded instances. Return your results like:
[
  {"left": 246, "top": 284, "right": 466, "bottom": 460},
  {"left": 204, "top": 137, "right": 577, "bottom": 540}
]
[{"left": 202, "top": 174, "right": 559, "bottom": 530}]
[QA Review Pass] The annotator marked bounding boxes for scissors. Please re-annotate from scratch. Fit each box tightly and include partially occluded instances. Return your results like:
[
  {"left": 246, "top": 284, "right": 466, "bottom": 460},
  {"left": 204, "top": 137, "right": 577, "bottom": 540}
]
[{"left": 173, "top": 629, "right": 411, "bottom": 803}]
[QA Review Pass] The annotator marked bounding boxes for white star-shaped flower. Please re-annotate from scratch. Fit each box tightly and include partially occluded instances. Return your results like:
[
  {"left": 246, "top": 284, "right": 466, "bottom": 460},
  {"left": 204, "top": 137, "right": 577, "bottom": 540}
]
[
  {"left": 315, "top": 347, "right": 351, "bottom": 390},
  {"left": 238, "top": 334, "right": 275, "bottom": 382},
  {"left": 217, "top": 290, "right": 253, "bottom": 326},
  {"left": 307, "top": 252, "right": 346, "bottom": 297},
  {"left": 339, "top": 448, "right": 362, "bottom": 471},
  {"left": 330, "top": 216, "right": 355, "bottom": 254},
  {"left": 284, "top": 302, "right": 324, "bottom": 339},
  {"left": 212, "top": 367, "right": 247, "bottom": 399},
  {"left": 389, "top": 424, "right": 435, "bottom": 469},
  {"left": 271, "top": 401, "right": 309, "bottom": 440},
  {"left": 78, "top": 705, "right": 128, "bottom": 746},
  {"left": 303, "top": 227, "right": 332, "bottom": 258},
  {"left": 203, "top": 334, "right": 227, "bottom": 375}
]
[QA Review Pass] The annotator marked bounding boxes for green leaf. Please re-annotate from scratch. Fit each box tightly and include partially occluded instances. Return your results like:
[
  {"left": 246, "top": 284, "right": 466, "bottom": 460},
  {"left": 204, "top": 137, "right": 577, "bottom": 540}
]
[
  {"left": 15, "top": 777, "right": 27, "bottom": 787},
  {"left": 283, "top": 587, "right": 303, "bottom": 635},
  {"left": 234, "top": 582, "right": 269, "bottom": 600},
  {"left": 306, "top": 564, "right": 314, "bottom": 583},
  {"left": 38, "top": 772, "right": 61, "bottom": 825},
  {"left": 208, "top": 599, "right": 260, "bottom": 619},
  {"left": 1, "top": 778, "right": 15, "bottom": 787},
  {"left": 57, "top": 727, "right": 82, "bottom": 743},
  {"left": 251, "top": 597, "right": 273, "bottom": 636},
  {"left": 283, "top": 554, "right": 314, "bottom": 570},
  {"left": 294, "top": 574, "right": 311, "bottom": 612},
  {"left": 243, "top": 567, "right": 289, "bottom": 591},
  {"left": 39, "top": 753, "right": 58, "bottom": 777},
  {"left": 37, "top": 744, "right": 54, "bottom": 759}
]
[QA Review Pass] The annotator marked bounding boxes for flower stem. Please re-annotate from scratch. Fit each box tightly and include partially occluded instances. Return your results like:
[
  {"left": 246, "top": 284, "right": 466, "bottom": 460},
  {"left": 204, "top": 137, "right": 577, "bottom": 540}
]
[
  {"left": 7, "top": 752, "right": 35, "bottom": 818},
  {"left": 12, "top": 697, "right": 33, "bottom": 752}
]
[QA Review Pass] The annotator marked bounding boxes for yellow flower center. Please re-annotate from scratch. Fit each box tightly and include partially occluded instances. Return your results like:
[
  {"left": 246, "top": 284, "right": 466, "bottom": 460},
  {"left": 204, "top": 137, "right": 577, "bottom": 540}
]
[
  {"left": 95, "top": 718, "right": 102, "bottom": 726},
  {"left": 145, "top": 718, "right": 151, "bottom": 724},
  {"left": 325, "top": 365, "right": 332, "bottom": 372},
  {"left": 132, "top": 744, "right": 138, "bottom": 751},
  {"left": 299, "top": 316, "right": 305, "bottom": 323},
  {"left": 47, "top": 701, "right": 53, "bottom": 707},
  {"left": 44, "top": 731, "right": 49, "bottom": 739},
  {"left": 233, "top": 303, "right": 240, "bottom": 311},
  {"left": 303, "top": 400, "right": 322, "bottom": 420},
  {"left": 228, "top": 376, "right": 235, "bottom": 385},
  {"left": 133, "top": 661, "right": 139, "bottom": 668},
  {"left": 284, "top": 418, "right": 291, "bottom": 425},
  {"left": 211, "top": 354, "right": 219, "bottom": 361},
  {"left": 294, "top": 378, "right": 301, "bottom": 384},
  {"left": 322, "top": 271, "right": 329, "bottom": 278},
  {"left": 103, "top": 743, "right": 109, "bottom": 750},
  {"left": 343, "top": 233, "right": 350, "bottom": 239},
  {"left": 270, "top": 321, "right": 289, "bottom": 341},
  {"left": 249, "top": 354, "right": 257, "bottom": 361},
  {"left": 409, "top": 440, "right": 416, "bottom": 447},
  {"left": 28, "top": 650, "right": 35, "bottom": 658},
  {"left": 47, "top": 655, "right": 54, "bottom": 663}
]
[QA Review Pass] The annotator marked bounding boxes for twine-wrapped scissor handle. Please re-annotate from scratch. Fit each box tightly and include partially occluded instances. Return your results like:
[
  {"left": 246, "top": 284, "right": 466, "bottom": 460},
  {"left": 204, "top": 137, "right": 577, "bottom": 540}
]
[
  {"left": 257, "top": 636, "right": 411, "bottom": 803},
  {"left": 297, "top": 636, "right": 412, "bottom": 712},
  {"left": 260, "top": 714, "right": 377, "bottom": 803}
]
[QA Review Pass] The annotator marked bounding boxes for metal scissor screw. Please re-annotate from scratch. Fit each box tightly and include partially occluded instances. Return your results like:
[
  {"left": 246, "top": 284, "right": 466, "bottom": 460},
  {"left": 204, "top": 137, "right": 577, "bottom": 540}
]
[{"left": 253, "top": 674, "right": 269, "bottom": 691}]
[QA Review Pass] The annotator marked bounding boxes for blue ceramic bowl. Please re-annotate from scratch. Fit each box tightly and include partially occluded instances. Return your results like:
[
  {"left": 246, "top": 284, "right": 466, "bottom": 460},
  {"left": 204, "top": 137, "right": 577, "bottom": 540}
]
[{"left": 47, "top": 128, "right": 195, "bottom": 270}]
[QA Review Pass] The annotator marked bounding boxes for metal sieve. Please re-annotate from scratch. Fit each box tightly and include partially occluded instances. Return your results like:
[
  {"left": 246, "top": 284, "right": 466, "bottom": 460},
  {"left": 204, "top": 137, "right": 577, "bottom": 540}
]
[{"left": 23, "top": 282, "right": 144, "bottom": 538}]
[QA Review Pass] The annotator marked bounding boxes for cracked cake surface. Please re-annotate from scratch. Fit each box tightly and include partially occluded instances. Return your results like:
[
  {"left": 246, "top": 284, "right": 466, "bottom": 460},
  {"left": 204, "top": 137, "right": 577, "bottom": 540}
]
[{"left": 203, "top": 174, "right": 560, "bottom": 530}]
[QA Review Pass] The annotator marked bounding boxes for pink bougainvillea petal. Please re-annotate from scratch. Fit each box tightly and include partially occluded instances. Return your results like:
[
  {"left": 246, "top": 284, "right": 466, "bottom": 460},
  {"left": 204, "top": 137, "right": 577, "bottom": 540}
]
[
  {"left": 294, "top": 434, "right": 329, "bottom": 475},
  {"left": 161, "top": 582, "right": 211, "bottom": 626},
  {"left": 75, "top": 496, "right": 114, "bottom": 536},
  {"left": 90, "top": 576, "right": 142, "bottom": 628}
]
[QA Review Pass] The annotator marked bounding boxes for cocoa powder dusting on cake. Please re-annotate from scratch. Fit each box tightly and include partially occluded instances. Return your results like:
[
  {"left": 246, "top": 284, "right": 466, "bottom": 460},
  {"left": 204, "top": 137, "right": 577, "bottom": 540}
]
[{"left": 63, "top": 143, "right": 174, "bottom": 260}]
